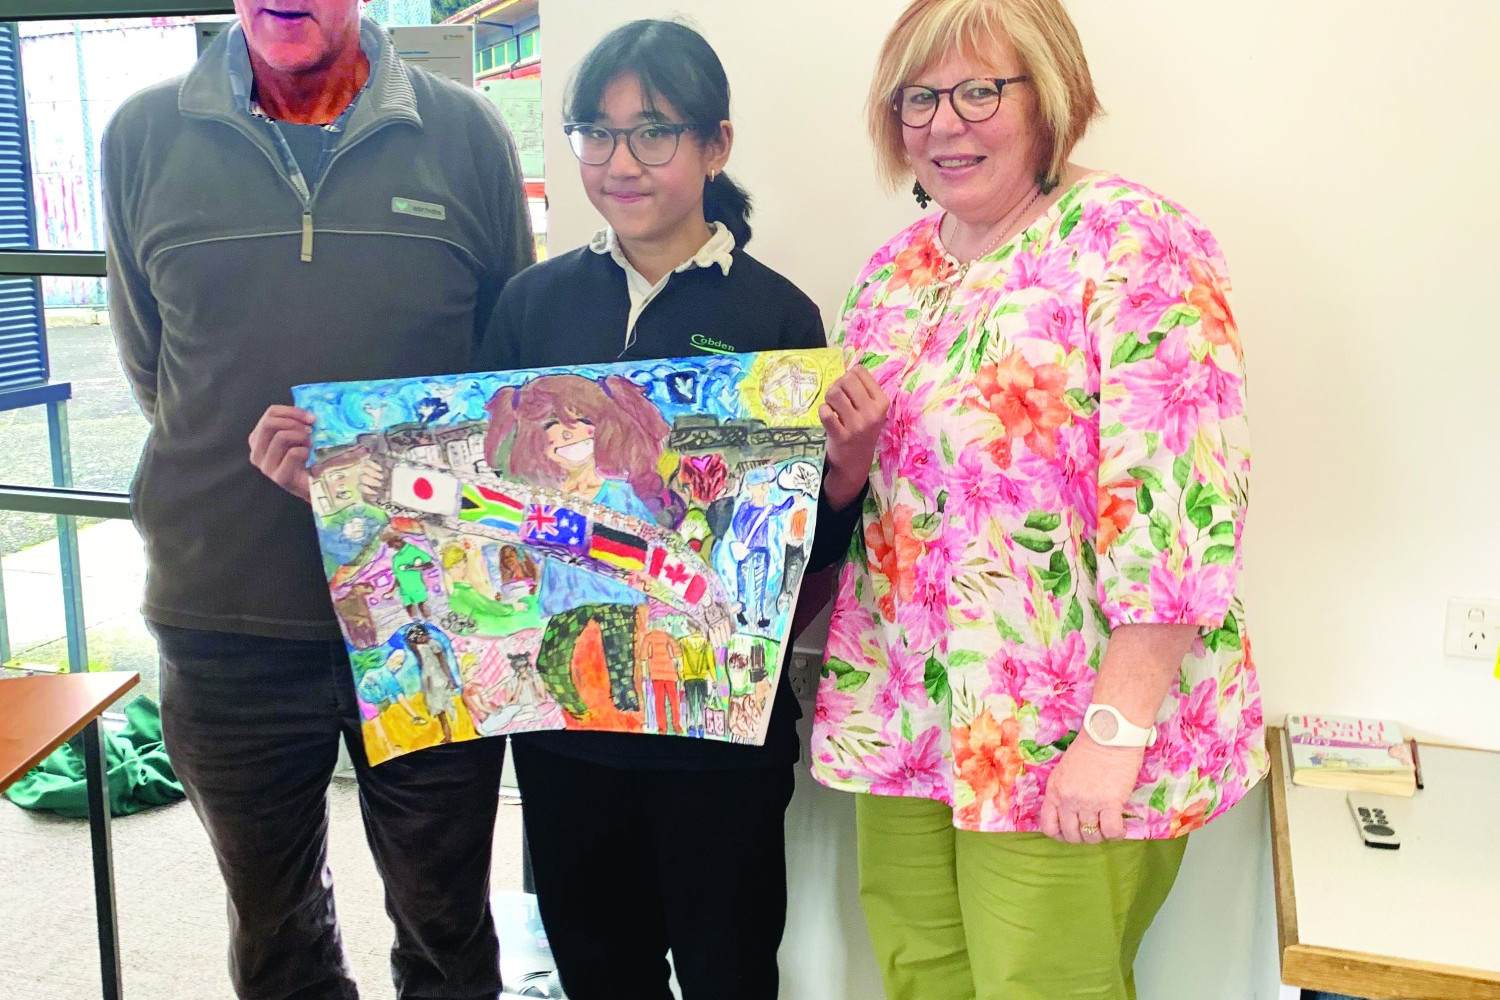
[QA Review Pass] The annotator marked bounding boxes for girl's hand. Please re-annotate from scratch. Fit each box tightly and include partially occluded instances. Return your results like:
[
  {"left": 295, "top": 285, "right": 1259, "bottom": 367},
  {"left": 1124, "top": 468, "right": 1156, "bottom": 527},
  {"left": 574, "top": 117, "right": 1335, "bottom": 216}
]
[
  {"left": 248, "top": 405, "right": 315, "bottom": 502},
  {"left": 820, "top": 366, "right": 887, "bottom": 510}
]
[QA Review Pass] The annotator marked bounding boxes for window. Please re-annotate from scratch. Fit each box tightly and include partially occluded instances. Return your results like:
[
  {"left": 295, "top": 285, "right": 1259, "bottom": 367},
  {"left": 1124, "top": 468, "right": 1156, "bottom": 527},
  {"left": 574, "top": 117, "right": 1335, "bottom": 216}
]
[
  {"left": 476, "top": 39, "right": 519, "bottom": 73},
  {"left": 0, "top": 13, "right": 227, "bottom": 691}
]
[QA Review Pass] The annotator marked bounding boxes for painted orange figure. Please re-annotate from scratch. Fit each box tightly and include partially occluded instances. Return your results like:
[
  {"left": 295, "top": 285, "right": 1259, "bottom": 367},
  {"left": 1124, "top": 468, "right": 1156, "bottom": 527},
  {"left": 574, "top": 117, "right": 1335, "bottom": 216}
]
[{"left": 640, "top": 628, "right": 684, "bottom": 735}]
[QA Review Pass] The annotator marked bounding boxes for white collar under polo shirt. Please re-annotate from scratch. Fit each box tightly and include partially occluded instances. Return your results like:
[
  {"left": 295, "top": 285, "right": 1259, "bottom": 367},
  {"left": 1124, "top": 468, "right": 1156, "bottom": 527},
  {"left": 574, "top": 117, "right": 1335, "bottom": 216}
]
[{"left": 588, "top": 222, "right": 736, "bottom": 354}]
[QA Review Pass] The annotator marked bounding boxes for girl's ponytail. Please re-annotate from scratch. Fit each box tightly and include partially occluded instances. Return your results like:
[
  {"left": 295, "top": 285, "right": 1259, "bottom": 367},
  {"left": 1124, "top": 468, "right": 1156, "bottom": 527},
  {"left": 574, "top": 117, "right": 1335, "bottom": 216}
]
[{"left": 703, "top": 170, "right": 753, "bottom": 248}]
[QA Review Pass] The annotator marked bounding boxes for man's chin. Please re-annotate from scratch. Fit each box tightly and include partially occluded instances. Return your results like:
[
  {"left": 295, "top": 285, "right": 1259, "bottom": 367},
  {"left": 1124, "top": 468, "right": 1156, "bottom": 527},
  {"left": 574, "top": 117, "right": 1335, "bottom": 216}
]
[{"left": 249, "top": 40, "right": 334, "bottom": 76}]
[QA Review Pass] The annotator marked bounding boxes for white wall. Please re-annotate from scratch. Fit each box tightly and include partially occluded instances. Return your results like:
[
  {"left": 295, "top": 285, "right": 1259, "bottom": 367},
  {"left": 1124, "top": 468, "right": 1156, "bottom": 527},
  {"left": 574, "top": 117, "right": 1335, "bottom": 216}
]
[{"left": 543, "top": 3, "right": 1500, "bottom": 997}]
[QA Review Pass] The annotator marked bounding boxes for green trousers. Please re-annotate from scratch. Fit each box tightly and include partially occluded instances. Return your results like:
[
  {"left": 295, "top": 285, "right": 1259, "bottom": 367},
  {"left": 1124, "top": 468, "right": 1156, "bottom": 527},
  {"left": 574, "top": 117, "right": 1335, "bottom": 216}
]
[{"left": 856, "top": 794, "right": 1189, "bottom": 1000}]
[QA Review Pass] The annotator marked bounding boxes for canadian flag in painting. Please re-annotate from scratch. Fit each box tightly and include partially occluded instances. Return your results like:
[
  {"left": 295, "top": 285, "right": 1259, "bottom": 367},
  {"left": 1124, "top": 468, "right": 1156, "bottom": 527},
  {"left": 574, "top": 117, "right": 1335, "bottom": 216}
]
[
  {"left": 389, "top": 465, "right": 459, "bottom": 515},
  {"left": 647, "top": 547, "right": 707, "bottom": 603}
]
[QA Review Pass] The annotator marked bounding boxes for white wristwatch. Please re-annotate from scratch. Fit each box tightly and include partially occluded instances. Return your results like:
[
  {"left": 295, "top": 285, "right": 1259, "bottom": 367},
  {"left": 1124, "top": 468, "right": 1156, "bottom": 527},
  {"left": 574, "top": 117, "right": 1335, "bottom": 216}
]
[{"left": 1083, "top": 703, "right": 1158, "bottom": 748}]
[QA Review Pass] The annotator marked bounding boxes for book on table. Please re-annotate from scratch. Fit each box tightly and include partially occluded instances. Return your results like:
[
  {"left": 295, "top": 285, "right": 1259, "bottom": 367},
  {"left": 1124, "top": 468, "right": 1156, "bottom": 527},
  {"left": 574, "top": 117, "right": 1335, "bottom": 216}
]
[{"left": 1285, "top": 713, "right": 1417, "bottom": 796}]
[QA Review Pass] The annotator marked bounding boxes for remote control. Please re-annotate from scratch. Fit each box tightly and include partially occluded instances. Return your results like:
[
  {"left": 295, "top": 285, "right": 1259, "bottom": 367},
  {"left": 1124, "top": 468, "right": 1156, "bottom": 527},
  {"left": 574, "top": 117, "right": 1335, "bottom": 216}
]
[{"left": 1347, "top": 793, "right": 1401, "bottom": 850}]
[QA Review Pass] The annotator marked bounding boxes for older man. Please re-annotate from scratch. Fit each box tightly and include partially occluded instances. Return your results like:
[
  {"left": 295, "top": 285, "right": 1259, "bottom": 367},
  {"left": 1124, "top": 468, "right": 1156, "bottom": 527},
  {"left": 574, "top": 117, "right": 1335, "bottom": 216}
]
[{"left": 102, "top": 2, "right": 533, "bottom": 997}]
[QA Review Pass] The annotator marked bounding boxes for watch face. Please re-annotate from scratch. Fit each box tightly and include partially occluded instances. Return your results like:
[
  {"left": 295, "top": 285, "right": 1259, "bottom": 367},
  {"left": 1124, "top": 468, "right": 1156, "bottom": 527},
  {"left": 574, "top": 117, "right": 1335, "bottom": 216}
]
[{"left": 1086, "top": 708, "right": 1120, "bottom": 742}]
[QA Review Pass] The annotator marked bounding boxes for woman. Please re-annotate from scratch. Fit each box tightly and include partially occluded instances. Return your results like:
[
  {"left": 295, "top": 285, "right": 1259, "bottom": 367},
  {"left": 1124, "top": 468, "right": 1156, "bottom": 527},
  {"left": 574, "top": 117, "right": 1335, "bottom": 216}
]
[
  {"left": 404, "top": 622, "right": 459, "bottom": 744},
  {"left": 812, "top": 2, "right": 1262, "bottom": 998},
  {"left": 497, "top": 545, "right": 538, "bottom": 588},
  {"left": 472, "top": 19, "right": 883, "bottom": 1000}
]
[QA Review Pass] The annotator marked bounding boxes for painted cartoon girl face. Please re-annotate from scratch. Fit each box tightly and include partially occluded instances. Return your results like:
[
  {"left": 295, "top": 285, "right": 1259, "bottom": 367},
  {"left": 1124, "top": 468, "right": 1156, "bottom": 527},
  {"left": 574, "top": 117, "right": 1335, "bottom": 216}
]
[{"left": 543, "top": 411, "right": 596, "bottom": 470}]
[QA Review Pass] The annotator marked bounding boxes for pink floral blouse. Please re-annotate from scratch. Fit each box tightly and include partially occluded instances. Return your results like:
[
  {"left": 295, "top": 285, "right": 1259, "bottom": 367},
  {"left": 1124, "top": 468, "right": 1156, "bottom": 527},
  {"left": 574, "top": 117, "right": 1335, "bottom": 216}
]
[{"left": 812, "top": 173, "right": 1265, "bottom": 837}]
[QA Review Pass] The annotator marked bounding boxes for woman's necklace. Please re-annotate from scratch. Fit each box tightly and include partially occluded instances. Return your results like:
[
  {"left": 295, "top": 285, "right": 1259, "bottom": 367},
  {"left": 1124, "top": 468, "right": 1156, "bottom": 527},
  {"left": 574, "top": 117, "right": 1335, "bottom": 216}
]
[
  {"left": 917, "top": 185, "right": 1045, "bottom": 331},
  {"left": 945, "top": 185, "right": 1044, "bottom": 279}
]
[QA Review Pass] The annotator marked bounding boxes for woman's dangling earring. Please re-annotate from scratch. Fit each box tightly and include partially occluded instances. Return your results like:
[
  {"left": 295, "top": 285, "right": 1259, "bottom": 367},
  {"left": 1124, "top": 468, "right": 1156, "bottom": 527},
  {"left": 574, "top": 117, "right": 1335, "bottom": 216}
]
[
  {"left": 1035, "top": 171, "right": 1059, "bottom": 195},
  {"left": 708, "top": 169, "right": 718, "bottom": 184},
  {"left": 913, "top": 180, "right": 931, "bottom": 209}
]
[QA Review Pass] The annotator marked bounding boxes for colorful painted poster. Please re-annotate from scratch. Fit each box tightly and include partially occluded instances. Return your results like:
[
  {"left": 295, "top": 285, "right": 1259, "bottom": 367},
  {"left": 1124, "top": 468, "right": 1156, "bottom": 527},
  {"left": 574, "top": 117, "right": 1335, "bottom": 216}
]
[{"left": 293, "top": 349, "right": 840, "bottom": 764}]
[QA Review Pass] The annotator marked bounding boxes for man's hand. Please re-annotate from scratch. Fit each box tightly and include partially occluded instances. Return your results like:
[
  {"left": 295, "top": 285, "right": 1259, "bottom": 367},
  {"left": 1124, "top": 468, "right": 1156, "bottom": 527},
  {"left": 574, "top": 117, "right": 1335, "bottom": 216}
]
[
  {"left": 1038, "top": 734, "right": 1144, "bottom": 844},
  {"left": 820, "top": 366, "right": 887, "bottom": 510},
  {"left": 248, "top": 405, "right": 315, "bottom": 502}
]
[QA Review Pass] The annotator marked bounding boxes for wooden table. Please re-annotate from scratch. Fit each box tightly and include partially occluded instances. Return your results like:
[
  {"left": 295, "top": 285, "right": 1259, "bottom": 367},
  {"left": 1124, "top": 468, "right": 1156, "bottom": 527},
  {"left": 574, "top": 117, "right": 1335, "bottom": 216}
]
[
  {"left": 1, "top": 671, "right": 141, "bottom": 1000},
  {"left": 1268, "top": 726, "right": 1500, "bottom": 1000}
]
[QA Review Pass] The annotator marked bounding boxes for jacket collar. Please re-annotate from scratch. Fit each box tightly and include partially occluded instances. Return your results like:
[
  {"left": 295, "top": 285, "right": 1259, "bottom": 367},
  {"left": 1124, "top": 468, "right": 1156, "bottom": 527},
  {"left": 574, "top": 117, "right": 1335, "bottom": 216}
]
[{"left": 179, "top": 17, "right": 420, "bottom": 135}]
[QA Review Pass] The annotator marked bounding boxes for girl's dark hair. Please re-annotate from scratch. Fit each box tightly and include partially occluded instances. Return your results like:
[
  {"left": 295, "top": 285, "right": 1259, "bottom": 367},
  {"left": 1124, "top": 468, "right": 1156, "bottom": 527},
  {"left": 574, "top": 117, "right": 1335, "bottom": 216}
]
[{"left": 566, "top": 19, "right": 753, "bottom": 248}]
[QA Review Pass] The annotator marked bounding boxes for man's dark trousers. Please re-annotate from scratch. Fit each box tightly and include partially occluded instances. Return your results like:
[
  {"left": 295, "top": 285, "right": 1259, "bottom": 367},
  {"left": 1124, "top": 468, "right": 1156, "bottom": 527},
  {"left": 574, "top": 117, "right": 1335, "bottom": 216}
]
[{"left": 154, "top": 623, "right": 507, "bottom": 1000}]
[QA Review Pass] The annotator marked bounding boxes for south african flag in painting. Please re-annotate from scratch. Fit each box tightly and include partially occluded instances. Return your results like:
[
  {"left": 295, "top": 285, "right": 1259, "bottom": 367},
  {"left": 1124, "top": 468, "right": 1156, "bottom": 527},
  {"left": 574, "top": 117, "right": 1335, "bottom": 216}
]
[
  {"left": 589, "top": 524, "right": 648, "bottom": 571},
  {"left": 459, "top": 483, "right": 524, "bottom": 531}
]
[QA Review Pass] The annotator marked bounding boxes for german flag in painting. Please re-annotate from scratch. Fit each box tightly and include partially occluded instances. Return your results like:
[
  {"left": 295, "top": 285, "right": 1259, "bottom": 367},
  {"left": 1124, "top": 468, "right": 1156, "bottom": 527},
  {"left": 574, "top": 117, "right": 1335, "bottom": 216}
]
[
  {"left": 458, "top": 483, "right": 524, "bottom": 531},
  {"left": 589, "top": 523, "right": 648, "bottom": 571}
]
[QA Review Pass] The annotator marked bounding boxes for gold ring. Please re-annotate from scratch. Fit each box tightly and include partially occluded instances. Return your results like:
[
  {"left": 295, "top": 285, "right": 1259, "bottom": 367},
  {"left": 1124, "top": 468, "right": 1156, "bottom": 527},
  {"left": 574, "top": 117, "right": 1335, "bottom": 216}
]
[{"left": 1080, "top": 823, "right": 1100, "bottom": 836}]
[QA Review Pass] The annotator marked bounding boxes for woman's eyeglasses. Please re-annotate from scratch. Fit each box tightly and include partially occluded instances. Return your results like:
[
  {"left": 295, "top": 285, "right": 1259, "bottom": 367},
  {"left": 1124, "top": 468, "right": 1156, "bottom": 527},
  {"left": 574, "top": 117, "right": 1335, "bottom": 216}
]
[
  {"left": 563, "top": 121, "right": 708, "bottom": 166},
  {"left": 893, "top": 76, "right": 1029, "bottom": 128}
]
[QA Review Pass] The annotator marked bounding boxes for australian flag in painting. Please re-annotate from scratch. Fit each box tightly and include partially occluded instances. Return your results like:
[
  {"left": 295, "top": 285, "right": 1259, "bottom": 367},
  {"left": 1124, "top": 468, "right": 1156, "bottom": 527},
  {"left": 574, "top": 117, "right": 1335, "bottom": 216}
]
[{"left": 521, "top": 504, "right": 587, "bottom": 551}]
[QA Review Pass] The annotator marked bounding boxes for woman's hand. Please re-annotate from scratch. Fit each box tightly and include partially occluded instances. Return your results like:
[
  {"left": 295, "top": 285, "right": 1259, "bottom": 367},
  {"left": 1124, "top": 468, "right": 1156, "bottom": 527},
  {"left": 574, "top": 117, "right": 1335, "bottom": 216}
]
[
  {"left": 1038, "top": 735, "right": 1143, "bottom": 844},
  {"left": 1038, "top": 623, "right": 1194, "bottom": 844},
  {"left": 248, "top": 405, "right": 315, "bottom": 503},
  {"left": 820, "top": 365, "right": 888, "bottom": 510}
]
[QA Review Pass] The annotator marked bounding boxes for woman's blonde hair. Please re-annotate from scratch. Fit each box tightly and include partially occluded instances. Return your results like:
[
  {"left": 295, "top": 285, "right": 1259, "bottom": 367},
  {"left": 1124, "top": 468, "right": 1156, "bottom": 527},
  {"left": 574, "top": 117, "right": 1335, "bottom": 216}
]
[{"left": 867, "top": 0, "right": 1102, "bottom": 190}]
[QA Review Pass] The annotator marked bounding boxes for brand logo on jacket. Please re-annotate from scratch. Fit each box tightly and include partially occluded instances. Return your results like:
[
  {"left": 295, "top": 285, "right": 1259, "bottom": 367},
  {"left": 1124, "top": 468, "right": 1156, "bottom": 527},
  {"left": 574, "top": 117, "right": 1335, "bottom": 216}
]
[
  {"left": 690, "top": 334, "right": 737, "bottom": 355},
  {"left": 392, "top": 197, "right": 447, "bottom": 221}
]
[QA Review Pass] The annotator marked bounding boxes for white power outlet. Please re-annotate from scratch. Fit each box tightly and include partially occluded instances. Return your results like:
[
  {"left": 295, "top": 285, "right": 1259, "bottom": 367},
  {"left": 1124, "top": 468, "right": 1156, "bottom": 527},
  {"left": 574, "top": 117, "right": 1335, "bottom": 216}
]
[
  {"left": 787, "top": 650, "right": 820, "bottom": 701},
  {"left": 1443, "top": 597, "right": 1500, "bottom": 660}
]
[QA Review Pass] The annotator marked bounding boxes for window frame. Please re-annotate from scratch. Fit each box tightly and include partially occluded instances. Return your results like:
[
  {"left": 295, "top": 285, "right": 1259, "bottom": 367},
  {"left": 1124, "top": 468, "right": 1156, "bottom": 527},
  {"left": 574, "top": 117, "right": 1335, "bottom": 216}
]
[
  {"left": 0, "top": 2, "right": 240, "bottom": 509},
  {"left": 0, "top": 1, "right": 232, "bottom": 19},
  {"left": 0, "top": 0, "right": 234, "bottom": 280}
]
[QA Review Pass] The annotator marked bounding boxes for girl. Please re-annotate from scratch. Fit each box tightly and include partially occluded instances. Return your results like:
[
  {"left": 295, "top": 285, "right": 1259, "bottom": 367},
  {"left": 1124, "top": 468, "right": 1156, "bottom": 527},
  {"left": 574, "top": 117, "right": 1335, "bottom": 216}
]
[{"left": 474, "top": 19, "right": 884, "bottom": 1000}]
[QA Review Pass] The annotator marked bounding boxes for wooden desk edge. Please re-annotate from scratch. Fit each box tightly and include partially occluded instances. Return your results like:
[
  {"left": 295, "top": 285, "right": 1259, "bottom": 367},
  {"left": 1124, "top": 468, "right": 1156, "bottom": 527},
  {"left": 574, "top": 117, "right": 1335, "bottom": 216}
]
[
  {"left": 1268, "top": 726, "right": 1500, "bottom": 1000},
  {"left": 1283, "top": 944, "right": 1500, "bottom": 1000},
  {"left": 1266, "top": 727, "right": 1299, "bottom": 965},
  {"left": 0, "top": 672, "right": 141, "bottom": 790}
]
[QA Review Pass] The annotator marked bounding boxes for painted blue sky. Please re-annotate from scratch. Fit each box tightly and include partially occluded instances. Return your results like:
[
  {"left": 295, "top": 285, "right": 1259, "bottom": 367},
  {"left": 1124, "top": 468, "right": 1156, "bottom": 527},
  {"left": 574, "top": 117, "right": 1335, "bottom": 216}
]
[{"left": 293, "top": 354, "right": 763, "bottom": 452}]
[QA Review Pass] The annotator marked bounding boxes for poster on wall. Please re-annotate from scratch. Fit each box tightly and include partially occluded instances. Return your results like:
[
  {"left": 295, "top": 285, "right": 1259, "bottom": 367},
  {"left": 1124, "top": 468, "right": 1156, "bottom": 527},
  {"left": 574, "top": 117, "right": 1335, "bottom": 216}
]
[
  {"left": 388, "top": 25, "right": 476, "bottom": 90},
  {"left": 293, "top": 349, "right": 840, "bottom": 764},
  {"left": 479, "top": 77, "right": 544, "bottom": 179}
]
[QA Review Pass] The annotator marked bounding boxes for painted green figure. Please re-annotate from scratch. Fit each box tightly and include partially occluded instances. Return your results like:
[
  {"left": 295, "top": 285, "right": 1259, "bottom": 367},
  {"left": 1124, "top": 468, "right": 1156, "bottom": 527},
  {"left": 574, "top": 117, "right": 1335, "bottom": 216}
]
[{"left": 385, "top": 532, "right": 435, "bottom": 620}]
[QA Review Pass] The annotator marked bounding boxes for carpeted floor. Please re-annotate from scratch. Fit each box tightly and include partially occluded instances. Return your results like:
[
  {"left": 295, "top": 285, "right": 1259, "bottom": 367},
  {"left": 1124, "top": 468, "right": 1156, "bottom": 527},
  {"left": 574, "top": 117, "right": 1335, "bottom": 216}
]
[{"left": 0, "top": 774, "right": 527, "bottom": 1000}]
